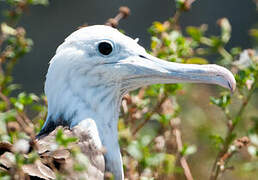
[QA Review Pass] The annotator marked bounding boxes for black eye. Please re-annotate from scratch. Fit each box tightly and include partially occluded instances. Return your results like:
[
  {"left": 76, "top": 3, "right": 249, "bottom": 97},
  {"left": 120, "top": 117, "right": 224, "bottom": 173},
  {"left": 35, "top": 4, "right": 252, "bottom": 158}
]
[{"left": 98, "top": 41, "right": 113, "bottom": 55}]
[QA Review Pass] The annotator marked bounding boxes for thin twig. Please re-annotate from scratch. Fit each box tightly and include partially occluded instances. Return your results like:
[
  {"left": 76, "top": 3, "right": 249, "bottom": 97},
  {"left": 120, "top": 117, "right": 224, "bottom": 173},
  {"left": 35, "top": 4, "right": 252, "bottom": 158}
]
[
  {"left": 0, "top": 90, "right": 35, "bottom": 136},
  {"left": 105, "top": 6, "right": 130, "bottom": 28},
  {"left": 185, "top": 0, "right": 196, "bottom": 9},
  {"left": 173, "top": 125, "right": 194, "bottom": 180},
  {"left": 132, "top": 94, "right": 168, "bottom": 135},
  {"left": 19, "top": 111, "right": 33, "bottom": 127},
  {"left": 170, "top": 0, "right": 196, "bottom": 28},
  {"left": 0, "top": 91, "right": 11, "bottom": 110},
  {"left": 210, "top": 79, "right": 257, "bottom": 180}
]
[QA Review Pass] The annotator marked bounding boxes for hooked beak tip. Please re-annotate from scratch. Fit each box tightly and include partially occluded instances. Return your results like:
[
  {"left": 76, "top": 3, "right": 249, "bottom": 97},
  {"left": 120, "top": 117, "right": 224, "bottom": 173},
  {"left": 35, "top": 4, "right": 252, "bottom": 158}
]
[
  {"left": 204, "top": 64, "right": 236, "bottom": 92},
  {"left": 219, "top": 66, "right": 236, "bottom": 93},
  {"left": 228, "top": 79, "right": 236, "bottom": 93}
]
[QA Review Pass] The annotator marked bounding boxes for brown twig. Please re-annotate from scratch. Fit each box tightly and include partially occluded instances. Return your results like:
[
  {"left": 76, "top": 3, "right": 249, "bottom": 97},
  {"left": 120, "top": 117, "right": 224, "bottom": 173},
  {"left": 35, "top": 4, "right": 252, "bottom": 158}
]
[
  {"left": 132, "top": 93, "right": 168, "bottom": 135},
  {"left": 105, "top": 6, "right": 130, "bottom": 28},
  {"left": 78, "top": 6, "right": 130, "bottom": 29},
  {"left": 210, "top": 79, "right": 257, "bottom": 180},
  {"left": 170, "top": 0, "right": 196, "bottom": 28},
  {"left": 0, "top": 90, "right": 35, "bottom": 137},
  {"left": 0, "top": 91, "right": 11, "bottom": 110},
  {"left": 19, "top": 111, "right": 33, "bottom": 127},
  {"left": 184, "top": 0, "right": 196, "bottom": 10},
  {"left": 172, "top": 120, "right": 194, "bottom": 180},
  {"left": 213, "top": 137, "right": 250, "bottom": 177}
]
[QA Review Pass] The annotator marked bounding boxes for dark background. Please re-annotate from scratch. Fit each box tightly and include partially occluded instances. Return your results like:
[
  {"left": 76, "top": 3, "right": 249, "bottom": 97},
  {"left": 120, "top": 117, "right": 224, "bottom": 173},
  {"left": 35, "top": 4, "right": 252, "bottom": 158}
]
[{"left": 1, "top": 0, "right": 257, "bottom": 94}]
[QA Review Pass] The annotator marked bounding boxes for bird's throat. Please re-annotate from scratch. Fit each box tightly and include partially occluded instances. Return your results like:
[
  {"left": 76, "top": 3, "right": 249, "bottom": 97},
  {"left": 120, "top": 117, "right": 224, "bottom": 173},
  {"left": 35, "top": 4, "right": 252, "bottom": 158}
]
[{"left": 44, "top": 84, "right": 124, "bottom": 179}]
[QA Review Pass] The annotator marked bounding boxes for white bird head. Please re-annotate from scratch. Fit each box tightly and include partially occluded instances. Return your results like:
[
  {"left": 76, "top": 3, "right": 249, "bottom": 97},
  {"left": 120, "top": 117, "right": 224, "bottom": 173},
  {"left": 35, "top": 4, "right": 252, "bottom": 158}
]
[{"left": 39, "top": 25, "right": 236, "bottom": 179}]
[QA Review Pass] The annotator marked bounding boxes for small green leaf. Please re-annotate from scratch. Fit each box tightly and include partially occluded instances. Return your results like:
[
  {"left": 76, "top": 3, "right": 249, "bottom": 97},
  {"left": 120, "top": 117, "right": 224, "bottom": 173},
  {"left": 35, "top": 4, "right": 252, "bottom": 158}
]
[
  {"left": 163, "top": 154, "right": 175, "bottom": 174},
  {"left": 56, "top": 129, "right": 77, "bottom": 147},
  {"left": 218, "top": 18, "right": 231, "bottom": 43},
  {"left": 186, "top": 57, "right": 208, "bottom": 64},
  {"left": 145, "top": 153, "right": 165, "bottom": 166},
  {"left": 209, "top": 134, "right": 224, "bottom": 148},
  {"left": 127, "top": 141, "right": 143, "bottom": 160},
  {"left": 184, "top": 145, "right": 197, "bottom": 156},
  {"left": 186, "top": 26, "right": 203, "bottom": 41},
  {"left": 14, "top": 102, "right": 24, "bottom": 111},
  {"left": 1, "top": 23, "right": 17, "bottom": 35},
  {"left": 210, "top": 93, "right": 231, "bottom": 108},
  {"left": 175, "top": 0, "right": 185, "bottom": 9}
]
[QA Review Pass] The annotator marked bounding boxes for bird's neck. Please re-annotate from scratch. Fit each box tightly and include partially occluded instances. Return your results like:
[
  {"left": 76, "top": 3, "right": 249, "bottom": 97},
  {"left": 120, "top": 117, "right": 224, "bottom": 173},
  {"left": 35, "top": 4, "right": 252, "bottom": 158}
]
[{"left": 46, "top": 84, "right": 124, "bottom": 179}]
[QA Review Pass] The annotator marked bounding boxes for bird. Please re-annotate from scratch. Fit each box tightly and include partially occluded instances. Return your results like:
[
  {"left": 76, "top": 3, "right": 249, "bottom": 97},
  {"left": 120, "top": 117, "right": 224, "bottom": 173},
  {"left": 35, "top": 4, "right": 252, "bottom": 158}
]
[{"left": 0, "top": 25, "right": 236, "bottom": 180}]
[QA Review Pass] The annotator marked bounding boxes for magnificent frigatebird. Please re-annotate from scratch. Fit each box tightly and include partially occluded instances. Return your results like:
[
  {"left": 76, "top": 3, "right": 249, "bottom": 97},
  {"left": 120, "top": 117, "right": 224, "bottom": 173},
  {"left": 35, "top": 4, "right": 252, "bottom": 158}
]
[
  {"left": 1, "top": 25, "right": 235, "bottom": 180},
  {"left": 36, "top": 25, "right": 235, "bottom": 179}
]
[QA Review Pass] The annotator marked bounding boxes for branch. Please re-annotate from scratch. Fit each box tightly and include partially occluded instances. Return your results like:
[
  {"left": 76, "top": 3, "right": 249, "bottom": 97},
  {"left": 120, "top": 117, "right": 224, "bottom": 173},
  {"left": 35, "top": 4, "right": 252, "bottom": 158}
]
[
  {"left": 172, "top": 120, "right": 194, "bottom": 180},
  {"left": 0, "top": 91, "right": 11, "bottom": 110},
  {"left": 132, "top": 93, "right": 168, "bottom": 135},
  {"left": 210, "top": 79, "right": 257, "bottom": 180},
  {"left": 105, "top": 6, "right": 130, "bottom": 28}
]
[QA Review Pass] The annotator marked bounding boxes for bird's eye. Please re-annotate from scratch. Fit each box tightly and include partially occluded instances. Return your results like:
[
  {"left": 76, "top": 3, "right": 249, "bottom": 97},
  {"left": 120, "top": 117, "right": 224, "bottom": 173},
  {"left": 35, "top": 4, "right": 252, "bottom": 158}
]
[{"left": 98, "top": 41, "right": 113, "bottom": 56}]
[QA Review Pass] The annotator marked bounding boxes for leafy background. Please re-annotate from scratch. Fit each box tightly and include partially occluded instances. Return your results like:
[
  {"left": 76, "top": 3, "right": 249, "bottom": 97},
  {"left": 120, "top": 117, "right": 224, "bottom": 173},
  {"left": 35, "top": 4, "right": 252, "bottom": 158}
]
[{"left": 0, "top": 0, "right": 257, "bottom": 180}]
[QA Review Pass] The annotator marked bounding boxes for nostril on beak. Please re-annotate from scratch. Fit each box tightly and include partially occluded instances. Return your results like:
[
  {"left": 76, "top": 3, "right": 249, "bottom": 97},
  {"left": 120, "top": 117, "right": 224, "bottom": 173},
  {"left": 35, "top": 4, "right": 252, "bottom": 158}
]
[{"left": 139, "top": 55, "right": 148, "bottom": 59}]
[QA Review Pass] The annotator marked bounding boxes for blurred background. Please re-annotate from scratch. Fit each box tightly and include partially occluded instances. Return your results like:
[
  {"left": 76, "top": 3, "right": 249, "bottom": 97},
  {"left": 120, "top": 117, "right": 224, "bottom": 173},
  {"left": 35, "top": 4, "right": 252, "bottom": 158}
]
[
  {"left": 0, "top": 1, "right": 258, "bottom": 180},
  {"left": 0, "top": 0, "right": 257, "bottom": 94}
]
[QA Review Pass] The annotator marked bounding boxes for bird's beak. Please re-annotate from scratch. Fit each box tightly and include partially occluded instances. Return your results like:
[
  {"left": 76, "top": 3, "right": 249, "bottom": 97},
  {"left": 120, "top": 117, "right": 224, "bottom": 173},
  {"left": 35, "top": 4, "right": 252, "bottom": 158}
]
[{"left": 117, "top": 53, "right": 236, "bottom": 92}]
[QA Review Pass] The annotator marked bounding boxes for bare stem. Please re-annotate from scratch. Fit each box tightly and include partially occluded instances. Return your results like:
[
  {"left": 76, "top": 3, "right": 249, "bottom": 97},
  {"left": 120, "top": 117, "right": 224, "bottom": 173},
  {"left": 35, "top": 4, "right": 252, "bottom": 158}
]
[
  {"left": 173, "top": 124, "right": 194, "bottom": 180},
  {"left": 210, "top": 79, "right": 257, "bottom": 180},
  {"left": 105, "top": 6, "right": 130, "bottom": 28},
  {"left": 132, "top": 93, "right": 168, "bottom": 136},
  {"left": 0, "top": 91, "right": 11, "bottom": 110}
]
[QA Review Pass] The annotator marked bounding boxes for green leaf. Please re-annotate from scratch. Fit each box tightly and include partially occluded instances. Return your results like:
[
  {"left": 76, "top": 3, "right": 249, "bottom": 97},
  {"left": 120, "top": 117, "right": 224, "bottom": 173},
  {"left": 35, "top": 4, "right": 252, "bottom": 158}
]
[
  {"left": 28, "top": 0, "right": 49, "bottom": 6},
  {"left": 145, "top": 153, "right": 165, "bottom": 166},
  {"left": 227, "top": 133, "right": 236, "bottom": 145},
  {"left": 210, "top": 36, "right": 223, "bottom": 49},
  {"left": 127, "top": 141, "right": 143, "bottom": 160},
  {"left": 249, "top": 28, "right": 258, "bottom": 38},
  {"left": 175, "top": 0, "right": 185, "bottom": 9},
  {"left": 163, "top": 154, "right": 176, "bottom": 174},
  {"left": 186, "top": 57, "right": 208, "bottom": 64},
  {"left": 1, "top": 23, "right": 16, "bottom": 35},
  {"left": 218, "top": 18, "right": 231, "bottom": 43},
  {"left": 14, "top": 102, "right": 24, "bottom": 111},
  {"left": 151, "top": 36, "right": 161, "bottom": 50},
  {"left": 3, "top": 84, "right": 20, "bottom": 95},
  {"left": 140, "top": 134, "right": 153, "bottom": 147},
  {"left": 209, "top": 134, "right": 224, "bottom": 148},
  {"left": 184, "top": 145, "right": 197, "bottom": 156},
  {"left": 26, "top": 152, "right": 39, "bottom": 164},
  {"left": 210, "top": 93, "right": 231, "bottom": 108},
  {"left": 180, "top": 144, "right": 196, "bottom": 156},
  {"left": 186, "top": 26, "right": 203, "bottom": 41},
  {"left": 56, "top": 129, "right": 77, "bottom": 147},
  {"left": 230, "top": 47, "right": 242, "bottom": 57},
  {"left": 145, "top": 84, "right": 164, "bottom": 97},
  {"left": 0, "top": 110, "right": 17, "bottom": 122},
  {"left": 157, "top": 114, "right": 173, "bottom": 126},
  {"left": 165, "top": 84, "right": 182, "bottom": 94}
]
